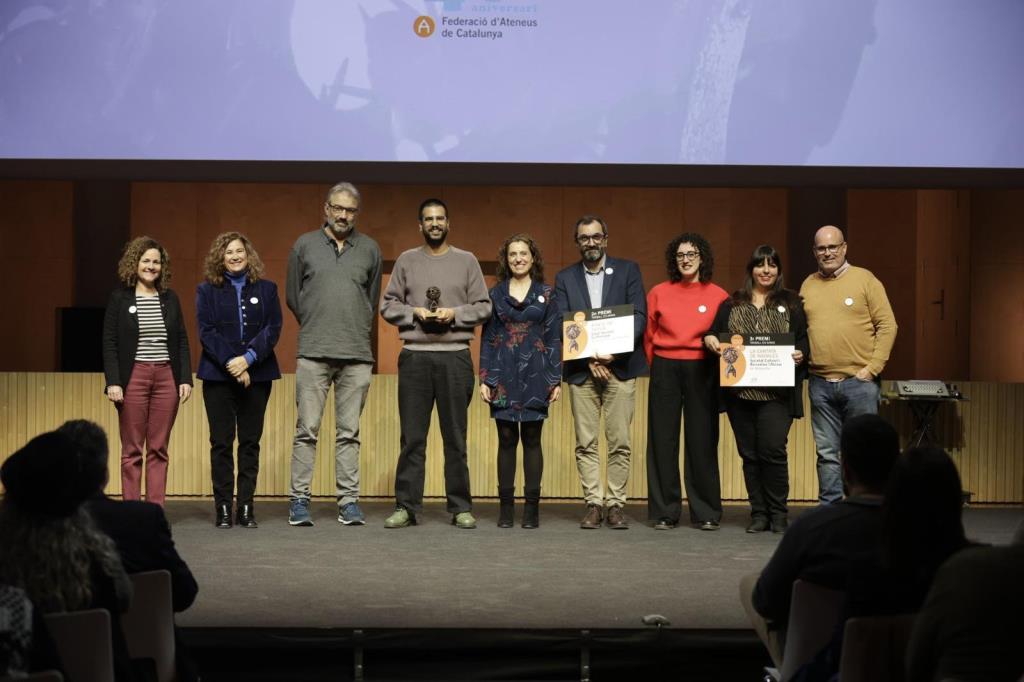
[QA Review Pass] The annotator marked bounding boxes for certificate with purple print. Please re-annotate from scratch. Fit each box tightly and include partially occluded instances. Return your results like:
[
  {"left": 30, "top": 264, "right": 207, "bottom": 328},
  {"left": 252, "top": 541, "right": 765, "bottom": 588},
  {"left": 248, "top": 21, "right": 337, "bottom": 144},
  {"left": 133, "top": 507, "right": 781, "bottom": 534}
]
[
  {"left": 563, "top": 305, "right": 634, "bottom": 361},
  {"left": 719, "top": 333, "right": 795, "bottom": 388}
]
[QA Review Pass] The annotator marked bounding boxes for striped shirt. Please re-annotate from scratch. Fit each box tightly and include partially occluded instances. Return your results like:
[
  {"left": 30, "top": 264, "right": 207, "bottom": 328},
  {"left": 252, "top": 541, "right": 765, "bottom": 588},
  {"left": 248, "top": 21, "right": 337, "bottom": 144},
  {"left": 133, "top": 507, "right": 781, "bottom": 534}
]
[{"left": 135, "top": 294, "right": 170, "bottom": 362}]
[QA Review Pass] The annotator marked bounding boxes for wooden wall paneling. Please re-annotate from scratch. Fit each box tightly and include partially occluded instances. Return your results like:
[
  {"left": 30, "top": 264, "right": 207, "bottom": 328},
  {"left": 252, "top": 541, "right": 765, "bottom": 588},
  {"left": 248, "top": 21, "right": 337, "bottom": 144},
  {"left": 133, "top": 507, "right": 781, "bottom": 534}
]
[
  {"left": 969, "top": 190, "right": 1024, "bottom": 381},
  {"left": 726, "top": 188, "right": 790, "bottom": 292},
  {"left": 914, "top": 190, "right": 971, "bottom": 380},
  {"left": 846, "top": 190, "right": 918, "bottom": 379},
  {"left": 443, "top": 185, "right": 565, "bottom": 263},
  {"left": 0, "top": 181, "right": 74, "bottom": 371},
  {"left": 0, "top": 374, "right": 1020, "bottom": 504}
]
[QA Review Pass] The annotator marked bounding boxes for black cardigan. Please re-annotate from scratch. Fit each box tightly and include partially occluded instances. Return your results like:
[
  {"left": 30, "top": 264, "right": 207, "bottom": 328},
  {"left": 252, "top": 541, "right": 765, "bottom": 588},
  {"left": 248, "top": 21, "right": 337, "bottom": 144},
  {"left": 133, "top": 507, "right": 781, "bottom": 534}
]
[
  {"left": 102, "top": 287, "right": 192, "bottom": 390},
  {"left": 709, "top": 291, "right": 810, "bottom": 418}
]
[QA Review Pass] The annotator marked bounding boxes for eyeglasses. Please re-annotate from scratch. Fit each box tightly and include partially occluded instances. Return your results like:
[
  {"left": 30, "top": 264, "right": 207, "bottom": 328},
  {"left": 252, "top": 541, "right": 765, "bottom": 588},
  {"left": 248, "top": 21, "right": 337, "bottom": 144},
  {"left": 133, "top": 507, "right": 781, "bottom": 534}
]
[
  {"left": 326, "top": 202, "right": 359, "bottom": 215},
  {"left": 576, "top": 233, "right": 606, "bottom": 246},
  {"left": 675, "top": 251, "right": 700, "bottom": 262},
  {"left": 814, "top": 243, "right": 845, "bottom": 256}
]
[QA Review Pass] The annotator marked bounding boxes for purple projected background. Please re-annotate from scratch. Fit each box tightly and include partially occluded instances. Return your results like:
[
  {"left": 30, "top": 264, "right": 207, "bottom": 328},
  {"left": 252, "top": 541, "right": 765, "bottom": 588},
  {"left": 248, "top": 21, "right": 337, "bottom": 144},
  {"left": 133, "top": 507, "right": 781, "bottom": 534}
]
[{"left": 0, "top": 0, "right": 1021, "bottom": 168}]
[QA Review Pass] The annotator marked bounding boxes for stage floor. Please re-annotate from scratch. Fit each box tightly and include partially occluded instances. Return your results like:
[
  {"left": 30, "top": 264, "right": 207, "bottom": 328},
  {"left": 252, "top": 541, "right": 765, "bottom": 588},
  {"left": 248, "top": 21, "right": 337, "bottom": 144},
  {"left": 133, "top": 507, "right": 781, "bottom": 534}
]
[{"left": 166, "top": 500, "right": 1022, "bottom": 632}]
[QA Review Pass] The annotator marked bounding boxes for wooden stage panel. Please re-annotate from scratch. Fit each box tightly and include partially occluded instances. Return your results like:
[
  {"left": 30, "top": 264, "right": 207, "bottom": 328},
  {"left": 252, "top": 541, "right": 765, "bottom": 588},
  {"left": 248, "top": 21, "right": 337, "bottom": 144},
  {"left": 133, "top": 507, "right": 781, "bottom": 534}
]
[{"left": 0, "top": 373, "right": 1020, "bottom": 504}]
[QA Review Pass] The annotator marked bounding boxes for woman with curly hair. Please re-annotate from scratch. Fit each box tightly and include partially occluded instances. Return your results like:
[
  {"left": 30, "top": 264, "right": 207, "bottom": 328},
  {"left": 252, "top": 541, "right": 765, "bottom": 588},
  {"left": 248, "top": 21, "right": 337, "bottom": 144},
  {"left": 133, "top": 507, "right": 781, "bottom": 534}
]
[
  {"left": 196, "top": 232, "right": 282, "bottom": 529},
  {"left": 479, "top": 234, "right": 561, "bottom": 529},
  {"left": 703, "top": 244, "right": 809, "bottom": 534},
  {"left": 644, "top": 232, "right": 729, "bottom": 531},
  {"left": 103, "top": 236, "right": 192, "bottom": 506},
  {"left": 0, "top": 431, "right": 133, "bottom": 678}
]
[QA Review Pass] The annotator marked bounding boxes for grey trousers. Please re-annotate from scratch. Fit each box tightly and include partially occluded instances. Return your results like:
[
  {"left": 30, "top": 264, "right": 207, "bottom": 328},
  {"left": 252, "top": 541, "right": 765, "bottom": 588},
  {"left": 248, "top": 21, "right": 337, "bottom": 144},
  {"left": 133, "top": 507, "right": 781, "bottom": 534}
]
[{"left": 290, "top": 357, "right": 372, "bottom": 506}]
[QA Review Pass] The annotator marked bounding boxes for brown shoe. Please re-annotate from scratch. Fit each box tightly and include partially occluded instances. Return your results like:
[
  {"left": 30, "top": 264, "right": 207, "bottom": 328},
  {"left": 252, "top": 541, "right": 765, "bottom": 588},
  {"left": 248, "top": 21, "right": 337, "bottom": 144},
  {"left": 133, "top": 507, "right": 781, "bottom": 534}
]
[
  {"left": 580, "top": 504, "right": 603, "bottom": 529},
  {"left": 605, "top": 506, "right": 629, "bottom": 529}
]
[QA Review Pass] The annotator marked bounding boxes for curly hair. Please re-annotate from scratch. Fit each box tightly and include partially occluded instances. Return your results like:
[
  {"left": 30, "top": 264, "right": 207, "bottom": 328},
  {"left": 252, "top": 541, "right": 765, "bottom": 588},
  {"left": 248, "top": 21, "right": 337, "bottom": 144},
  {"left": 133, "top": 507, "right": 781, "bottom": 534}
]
[
  {"left": 665, "top": 232, "right": 714, "bottom": 283},
  {"left": 117, "top": 236, "right": 171, "bottom": 291},
  {"left": 495, "top": 233, "right": 545, "bottom": 283},
  {"left": 0, "top": 501, "right": 124, "bottom": 612},
  {"left": 203, "top": 232, "right": 265, "bottom": 286}
]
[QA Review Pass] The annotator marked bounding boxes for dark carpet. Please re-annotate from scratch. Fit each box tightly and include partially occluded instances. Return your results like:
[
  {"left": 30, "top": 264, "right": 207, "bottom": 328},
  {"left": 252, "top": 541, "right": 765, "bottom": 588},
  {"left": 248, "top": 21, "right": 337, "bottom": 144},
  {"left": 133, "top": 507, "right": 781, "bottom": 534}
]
[{"left": 164, "top": 501, "right": 1021, "bottom": 681}]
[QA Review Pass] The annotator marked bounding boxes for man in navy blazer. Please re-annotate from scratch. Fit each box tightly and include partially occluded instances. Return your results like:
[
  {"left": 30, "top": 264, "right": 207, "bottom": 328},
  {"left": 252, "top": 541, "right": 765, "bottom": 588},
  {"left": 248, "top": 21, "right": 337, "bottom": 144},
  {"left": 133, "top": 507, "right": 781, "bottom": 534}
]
[{"left": 554, "top": 215, "right": 648, "bottom": 530}]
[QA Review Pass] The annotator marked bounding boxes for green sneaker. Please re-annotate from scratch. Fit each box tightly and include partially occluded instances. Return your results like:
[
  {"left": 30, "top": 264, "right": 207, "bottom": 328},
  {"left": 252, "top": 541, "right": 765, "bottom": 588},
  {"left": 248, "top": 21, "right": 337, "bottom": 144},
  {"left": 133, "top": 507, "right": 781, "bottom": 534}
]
[
  {"left": 452, "top": 511, "right": 477, "bottom": 529},
  {"left": 384, "top": 507, "right": 415, "bottom": 528}
]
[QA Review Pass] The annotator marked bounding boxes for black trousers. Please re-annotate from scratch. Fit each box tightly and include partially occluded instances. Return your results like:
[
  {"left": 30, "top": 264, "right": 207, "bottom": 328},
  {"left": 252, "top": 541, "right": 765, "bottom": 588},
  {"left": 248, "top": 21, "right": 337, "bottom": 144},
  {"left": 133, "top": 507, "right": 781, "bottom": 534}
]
[
  {"left": 496, "top": 419, "right": 544, "bottom": 496},
  {"left": 726, "top": 396, "right": 792, "bottom": 520},
  {"left": 646, "top": 356, "right": 722, "bottom": 524},
  {"left": 394, "top": 349, "right": 474, "bottom": 514},
  {"left": 203, "top": 380, "right": 272, "bottom": 506}
]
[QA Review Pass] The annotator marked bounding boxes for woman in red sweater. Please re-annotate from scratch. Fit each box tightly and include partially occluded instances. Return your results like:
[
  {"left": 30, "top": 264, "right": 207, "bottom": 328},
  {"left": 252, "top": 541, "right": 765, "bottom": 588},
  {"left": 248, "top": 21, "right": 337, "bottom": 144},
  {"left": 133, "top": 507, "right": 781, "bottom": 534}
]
[{"left": 644, "top": 233, "right": 729, "bottom": 531}]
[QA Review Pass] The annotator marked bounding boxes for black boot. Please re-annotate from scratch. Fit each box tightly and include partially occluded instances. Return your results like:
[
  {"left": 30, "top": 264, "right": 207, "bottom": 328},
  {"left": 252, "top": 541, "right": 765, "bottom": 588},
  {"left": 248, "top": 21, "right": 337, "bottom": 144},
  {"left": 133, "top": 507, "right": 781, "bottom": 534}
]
[
  {"left": 215, "top": 503, "right": 232, "bottom": 529},
  {"left": 497, "top": 488, "right": 515, "bottom": 528},
  {"left": 521, "top": 489, "right": 540, "bottom": 529},
  {"left": 237, "top": 502, "right": 258, "bottom": 529}
]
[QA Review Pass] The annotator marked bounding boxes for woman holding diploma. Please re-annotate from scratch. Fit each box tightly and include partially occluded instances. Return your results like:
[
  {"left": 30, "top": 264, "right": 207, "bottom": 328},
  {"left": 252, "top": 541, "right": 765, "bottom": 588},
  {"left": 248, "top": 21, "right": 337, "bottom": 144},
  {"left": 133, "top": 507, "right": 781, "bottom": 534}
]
[
  {"left": 479, "top": 234, "right": 561, "bottom": 529},
  {"left": 703, "top": 244, "right": 808, "bottom": 533},
  {"left": 644, "top": 233, "right": 729, "bottom": 531}
]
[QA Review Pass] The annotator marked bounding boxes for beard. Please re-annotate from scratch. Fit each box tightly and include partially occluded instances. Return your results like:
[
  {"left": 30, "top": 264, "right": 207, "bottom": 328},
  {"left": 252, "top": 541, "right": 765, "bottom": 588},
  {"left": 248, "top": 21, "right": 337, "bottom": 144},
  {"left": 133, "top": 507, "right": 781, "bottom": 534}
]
[
  {"left": 422, "top": 228, "right": 448, "bottom": 248},
  {"left": 582, "top": 247, "right": 603, "bottom": 263},
  {"left": 327, "top": 217, "right": 353, "bottom": 237}
]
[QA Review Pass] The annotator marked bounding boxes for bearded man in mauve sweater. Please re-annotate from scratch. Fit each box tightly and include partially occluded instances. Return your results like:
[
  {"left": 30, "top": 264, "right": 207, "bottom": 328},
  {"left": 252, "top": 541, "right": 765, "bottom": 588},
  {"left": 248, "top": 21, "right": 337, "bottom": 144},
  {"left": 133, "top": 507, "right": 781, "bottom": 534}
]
[
  {"left": 644, "top": 233, "right": 729, "bottom": 531},
  {"left": 380, "top": 198, "right": 492, "bottom": 530}
]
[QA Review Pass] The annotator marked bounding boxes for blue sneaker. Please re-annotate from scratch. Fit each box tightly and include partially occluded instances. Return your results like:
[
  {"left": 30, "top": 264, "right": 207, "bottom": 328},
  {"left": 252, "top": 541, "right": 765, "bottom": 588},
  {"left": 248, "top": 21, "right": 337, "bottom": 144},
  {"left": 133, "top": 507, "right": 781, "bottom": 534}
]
[
  {"left": 288, "top": 498, "right": 313, "bottom": 526},
  {"left": 338, "top": 502, "right": 366, "bottom": 525}
]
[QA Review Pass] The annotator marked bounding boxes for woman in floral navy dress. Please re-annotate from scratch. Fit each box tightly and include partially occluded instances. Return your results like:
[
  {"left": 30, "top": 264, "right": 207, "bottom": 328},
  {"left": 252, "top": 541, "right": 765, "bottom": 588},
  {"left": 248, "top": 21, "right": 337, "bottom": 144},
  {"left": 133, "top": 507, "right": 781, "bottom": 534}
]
[{"left": 479, "top": 233, "right": 562, "bottom": 529}]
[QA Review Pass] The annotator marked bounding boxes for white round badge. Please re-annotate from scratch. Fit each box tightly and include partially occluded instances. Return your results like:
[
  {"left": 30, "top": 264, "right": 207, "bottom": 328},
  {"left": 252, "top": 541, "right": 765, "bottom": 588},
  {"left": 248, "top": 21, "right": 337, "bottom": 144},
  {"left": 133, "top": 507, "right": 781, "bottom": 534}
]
[
  {"left": 128, "top": 305, "right": 137, "bottom": 314},
  {"left": 250, "top": 297, "right": 259, "bottom": 304},
  {"left": 698, "top": 304, "right": 707, "bottom": 314},
  {"left": 605, "top": 267, "right": 613, "bottom": 275},
  {"left": 537, "top": 295, "right": 545, "bottom": 303},
  {"left": 844, "top": 297, "right": 854, "bottom": 307},
  {"left": 777, "top": 305, "right": 786, "bottom": 314}
]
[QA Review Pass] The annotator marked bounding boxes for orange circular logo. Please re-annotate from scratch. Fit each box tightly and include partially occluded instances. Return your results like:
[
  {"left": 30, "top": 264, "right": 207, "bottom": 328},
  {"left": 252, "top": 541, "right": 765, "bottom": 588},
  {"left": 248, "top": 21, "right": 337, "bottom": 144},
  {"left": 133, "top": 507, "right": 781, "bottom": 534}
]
[{"left": 413, "top": 15, "right": 436, "bottom": 37}]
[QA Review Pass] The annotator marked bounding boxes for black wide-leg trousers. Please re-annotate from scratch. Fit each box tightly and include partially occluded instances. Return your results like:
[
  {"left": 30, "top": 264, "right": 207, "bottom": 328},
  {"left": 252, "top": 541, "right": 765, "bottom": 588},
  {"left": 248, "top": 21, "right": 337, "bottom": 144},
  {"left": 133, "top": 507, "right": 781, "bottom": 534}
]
[{"left": 646, "top": 356, "right": 722, "bottom": 524}]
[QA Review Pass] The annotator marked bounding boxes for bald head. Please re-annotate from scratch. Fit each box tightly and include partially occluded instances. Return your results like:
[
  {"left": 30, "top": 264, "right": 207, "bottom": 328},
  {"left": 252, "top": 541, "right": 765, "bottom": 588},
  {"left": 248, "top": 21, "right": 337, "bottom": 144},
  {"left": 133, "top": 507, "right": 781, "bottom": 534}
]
[{"left": 813, "top": 225, "right": 848, "bottom": 276}]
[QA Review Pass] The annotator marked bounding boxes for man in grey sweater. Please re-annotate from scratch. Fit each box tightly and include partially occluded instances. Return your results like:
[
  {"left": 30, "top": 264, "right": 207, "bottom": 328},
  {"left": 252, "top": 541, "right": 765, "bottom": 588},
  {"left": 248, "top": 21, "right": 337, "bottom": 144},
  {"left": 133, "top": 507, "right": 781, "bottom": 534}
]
[
  {"left": 380, "top": 198, "right": 492, "bottom": 529},
  {"left": 285, "top": 182, "right": 382, "bottom": 527}
]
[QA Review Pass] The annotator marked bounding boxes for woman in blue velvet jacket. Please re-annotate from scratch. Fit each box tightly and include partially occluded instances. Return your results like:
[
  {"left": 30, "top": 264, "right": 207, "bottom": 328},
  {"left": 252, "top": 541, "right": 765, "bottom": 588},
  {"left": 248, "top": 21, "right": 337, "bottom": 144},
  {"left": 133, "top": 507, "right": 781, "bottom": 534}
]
[{"left": 196, "top": 232, "right": 282, "bottom": 529}]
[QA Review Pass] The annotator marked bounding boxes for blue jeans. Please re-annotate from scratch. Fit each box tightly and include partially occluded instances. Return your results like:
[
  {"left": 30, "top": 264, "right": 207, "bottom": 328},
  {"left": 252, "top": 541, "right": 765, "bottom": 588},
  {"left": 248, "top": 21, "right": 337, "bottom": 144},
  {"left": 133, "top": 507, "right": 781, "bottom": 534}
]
[{"left": 808, "top": 375, "right": 880, "bottom": 503}]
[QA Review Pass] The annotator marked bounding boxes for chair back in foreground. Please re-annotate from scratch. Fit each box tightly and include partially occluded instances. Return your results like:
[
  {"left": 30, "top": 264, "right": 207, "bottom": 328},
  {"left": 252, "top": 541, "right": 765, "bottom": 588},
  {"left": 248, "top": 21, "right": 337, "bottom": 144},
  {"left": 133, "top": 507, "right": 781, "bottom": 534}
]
[
  {"left": 0, "top": 672, "right": 64, "bottom": 681},
  {"left": 776, "top": 580, "right": 846, "bottom": 682},
  {"left": 122, "top": 570, "right": 176, "bottom": 682},
  {"left": 43, "top": 608, "right": 114, "bottom": 682},
  {"left": 838, "top": 613, "right": 916, "bottom": 682}
]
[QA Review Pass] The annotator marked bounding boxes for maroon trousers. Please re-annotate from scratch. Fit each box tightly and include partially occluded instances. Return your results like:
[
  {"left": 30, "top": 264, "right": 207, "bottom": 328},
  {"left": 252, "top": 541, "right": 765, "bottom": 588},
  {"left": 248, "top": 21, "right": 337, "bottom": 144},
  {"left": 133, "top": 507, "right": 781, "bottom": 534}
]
[{"left": 117, "top": 361, "right": 179, "bottom": 505}]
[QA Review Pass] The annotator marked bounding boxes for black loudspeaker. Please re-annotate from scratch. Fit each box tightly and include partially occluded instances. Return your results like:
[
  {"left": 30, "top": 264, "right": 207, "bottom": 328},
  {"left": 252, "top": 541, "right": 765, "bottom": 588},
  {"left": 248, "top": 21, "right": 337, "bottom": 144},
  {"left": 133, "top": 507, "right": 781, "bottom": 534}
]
[{"left": 58, "top": 307, "right": 105, "bottom": 372}]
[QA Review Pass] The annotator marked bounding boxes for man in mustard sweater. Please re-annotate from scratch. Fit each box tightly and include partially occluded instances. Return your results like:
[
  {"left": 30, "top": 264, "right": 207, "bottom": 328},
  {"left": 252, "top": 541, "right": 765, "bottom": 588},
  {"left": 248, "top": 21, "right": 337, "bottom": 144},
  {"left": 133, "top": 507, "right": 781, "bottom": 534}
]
[{"left": 800, "top": 225, "right": 897, "bottom": 503}]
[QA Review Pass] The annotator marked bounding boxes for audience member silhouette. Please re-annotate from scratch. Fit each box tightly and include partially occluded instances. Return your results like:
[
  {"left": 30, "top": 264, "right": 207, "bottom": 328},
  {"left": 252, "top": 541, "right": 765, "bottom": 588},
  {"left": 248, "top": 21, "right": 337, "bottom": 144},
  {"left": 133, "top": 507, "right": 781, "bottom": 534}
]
[
  {"left": 0, "top": 431, "right": 135, "bottom": 680},
  {"left": 792, "top": 446, "right": 972, "bottom": 681},
  {"left": 58, "top": 419, "right": 198, "bottom": 612},
  {"left": 906, "top": 534, "right": 1024, "bottom": 682},
  {"left": 740, "top": 413, "right": 899, "bottom": 665},
  {"left": 59, "top": 418, "right": 201, "bottom": 682}
]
